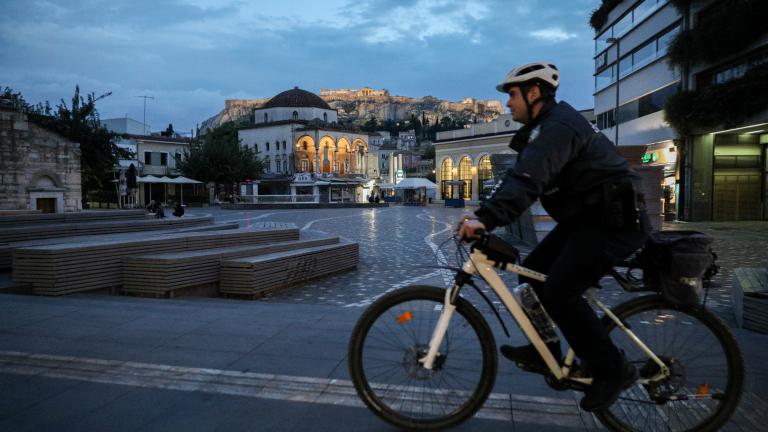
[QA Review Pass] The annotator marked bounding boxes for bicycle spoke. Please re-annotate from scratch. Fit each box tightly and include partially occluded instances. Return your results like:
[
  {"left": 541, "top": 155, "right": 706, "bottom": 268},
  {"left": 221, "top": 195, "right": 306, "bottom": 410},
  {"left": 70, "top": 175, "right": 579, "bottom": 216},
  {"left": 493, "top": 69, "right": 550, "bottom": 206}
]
[
  {"left": 352, "top": 288, "right": 493, "bottom": 427},
  {"left": 598, "top": 299, "right": 742, "bottom": 432}
]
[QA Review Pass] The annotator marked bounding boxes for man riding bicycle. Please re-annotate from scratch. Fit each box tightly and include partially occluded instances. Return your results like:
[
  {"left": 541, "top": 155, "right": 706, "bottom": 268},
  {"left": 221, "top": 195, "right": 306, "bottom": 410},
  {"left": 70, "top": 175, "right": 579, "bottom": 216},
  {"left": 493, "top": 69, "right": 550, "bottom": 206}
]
[{"left": 458, "top": 61, "right": 651, "bottom": 412}]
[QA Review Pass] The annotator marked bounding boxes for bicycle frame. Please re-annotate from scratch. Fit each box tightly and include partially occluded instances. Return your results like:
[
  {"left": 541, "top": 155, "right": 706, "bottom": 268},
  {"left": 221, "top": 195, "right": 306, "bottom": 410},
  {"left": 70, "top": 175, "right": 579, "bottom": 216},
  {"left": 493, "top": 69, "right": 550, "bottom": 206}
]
[{"left": 419, "top": 248, "right": 670, "bottom": 385}]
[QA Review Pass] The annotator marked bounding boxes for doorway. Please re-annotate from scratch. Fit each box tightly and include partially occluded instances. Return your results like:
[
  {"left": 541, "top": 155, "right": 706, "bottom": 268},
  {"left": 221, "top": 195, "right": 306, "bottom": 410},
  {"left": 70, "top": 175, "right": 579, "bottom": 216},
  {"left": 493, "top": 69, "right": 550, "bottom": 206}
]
[{"left": 36, "top": 198, "right": 56, "bottom": 213}]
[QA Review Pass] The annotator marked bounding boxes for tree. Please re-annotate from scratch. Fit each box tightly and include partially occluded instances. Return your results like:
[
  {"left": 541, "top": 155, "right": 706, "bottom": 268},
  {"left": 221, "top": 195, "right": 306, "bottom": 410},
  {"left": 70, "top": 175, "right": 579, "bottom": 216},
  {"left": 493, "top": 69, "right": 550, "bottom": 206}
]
[
  {"left": 162, "top": 123, "right": 174, "bottom": 137},
  {"left": 3, "top": 86, "right": 124, "bottom": 204},
  {"left": 362, "top": 116, "right": 378, "bottom": 132},
  {"left": 421, "top": 143, "right": 435, "bottom": 160},
  {"left": 177, "top": 122, "right": 263, "bottom": 187}
]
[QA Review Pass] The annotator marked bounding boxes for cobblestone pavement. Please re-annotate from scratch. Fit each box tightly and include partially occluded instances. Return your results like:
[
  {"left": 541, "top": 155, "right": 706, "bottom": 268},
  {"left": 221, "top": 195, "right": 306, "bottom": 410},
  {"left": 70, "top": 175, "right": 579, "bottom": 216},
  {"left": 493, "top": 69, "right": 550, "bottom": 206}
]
[
  {"left": 198, "top": 207, "right": 478, "bottom": 308},
  {"left": 196, "top": 207, "right": 767, "bottom": 323},
  {"left": 0, "top": 207, "right": 765, "bottom": 431}
]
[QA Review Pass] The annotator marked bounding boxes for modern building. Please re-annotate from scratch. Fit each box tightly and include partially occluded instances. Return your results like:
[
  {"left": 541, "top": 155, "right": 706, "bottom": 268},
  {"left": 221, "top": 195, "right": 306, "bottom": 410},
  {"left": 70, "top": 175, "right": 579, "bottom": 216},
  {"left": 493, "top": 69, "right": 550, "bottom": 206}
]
[
  {"left": 0, "top": 100, "right": 82, "bottom": 213},
  {"left": 592, "top": 0, "right": 768, "bottom": 220},
  {"left": 593, "top": 0, "right": 681, "bottom": 215},
  {"left": 237, "top": 87, "right": 379, "bottom": 203}
]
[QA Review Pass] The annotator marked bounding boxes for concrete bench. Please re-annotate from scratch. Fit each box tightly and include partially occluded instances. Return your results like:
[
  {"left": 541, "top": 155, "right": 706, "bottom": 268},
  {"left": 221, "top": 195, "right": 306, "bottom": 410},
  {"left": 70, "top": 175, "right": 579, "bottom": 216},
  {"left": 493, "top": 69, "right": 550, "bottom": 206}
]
[
  {"left": 0, "top": 221, "right": 239, "bottom": 270},
  {"left": 0, "top": 215, "right": 215, "bottom": 244},
  {"left": 732, "top": 267, "right": 768, "bottom": 333},
  {"left": 219, "top": 241, "right": 359, "bottom": 299},
  {"left": 12, "top": 226, "right": 299, "bottom": 296},
  {"left": 0, "top": 209, "right": 147, "bottom": 228},
  {"left": 122, "top": 237, "right": 340, "bottom": 298}
]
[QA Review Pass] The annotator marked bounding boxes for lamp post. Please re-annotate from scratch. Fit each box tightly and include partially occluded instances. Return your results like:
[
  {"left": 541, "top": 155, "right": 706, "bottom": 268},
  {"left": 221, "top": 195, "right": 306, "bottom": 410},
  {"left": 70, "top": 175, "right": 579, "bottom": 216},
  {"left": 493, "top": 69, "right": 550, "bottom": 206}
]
[{"left": 607, "top": 37, "right": 621, "bottom": 147}]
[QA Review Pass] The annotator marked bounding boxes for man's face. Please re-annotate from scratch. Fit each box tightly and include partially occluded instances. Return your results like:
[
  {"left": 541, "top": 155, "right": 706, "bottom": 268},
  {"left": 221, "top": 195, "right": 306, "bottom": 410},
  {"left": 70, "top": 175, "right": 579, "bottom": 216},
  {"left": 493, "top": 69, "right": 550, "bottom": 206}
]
[{"left": 506, "top": 86, "right": 528, "bottom": 123}]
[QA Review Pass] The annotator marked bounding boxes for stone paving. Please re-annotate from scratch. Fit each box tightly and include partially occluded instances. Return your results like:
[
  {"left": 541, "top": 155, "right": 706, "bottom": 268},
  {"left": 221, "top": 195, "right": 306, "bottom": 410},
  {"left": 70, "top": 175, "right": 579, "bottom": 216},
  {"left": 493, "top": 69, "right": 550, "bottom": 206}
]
[{"left": 0, "top": 206, "right": 766, "bottom": 431}]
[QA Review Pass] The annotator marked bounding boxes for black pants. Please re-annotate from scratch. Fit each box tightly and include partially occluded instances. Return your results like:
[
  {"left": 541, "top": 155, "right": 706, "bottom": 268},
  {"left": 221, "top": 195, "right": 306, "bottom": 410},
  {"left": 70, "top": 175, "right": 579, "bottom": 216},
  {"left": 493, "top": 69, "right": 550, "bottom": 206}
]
[{"left": 519, "top": 216, "right": 649, "bottom": 378}]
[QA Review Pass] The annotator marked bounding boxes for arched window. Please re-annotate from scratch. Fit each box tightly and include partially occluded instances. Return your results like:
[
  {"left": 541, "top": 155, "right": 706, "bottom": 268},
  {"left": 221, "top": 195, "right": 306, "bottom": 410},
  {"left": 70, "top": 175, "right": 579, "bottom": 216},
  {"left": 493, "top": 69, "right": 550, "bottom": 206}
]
[
  {"left": 477, "top": 155, "right": 493, "bottom": 199},
  {"left": 323, "top": 113, "right": 328, "bottom": 122},
  {"left": 264, "top": 157, "right": 271, "bottom": 173},
  {"left": 292, "top": 111, "right": 299, "bottom": 121},
  {"left": 254, "top": 144, "right": 259, "bottom": 153},
  {"left": 459, "top": 157, "right": 472, "bottom": 199},
  {"left": 263, "top": 113, "right": 268, "bottom": 123},
  {"left": 283, "top": 160, "right": 288, "bottom": 172},
  {"left": 440, "top": 158, "right": 453, "bottom": 200},
  {"left": 282, "top": 141, "right": 286, "bottom": 150},
  {"left": 266, "top": 142, "right": 270, "bottom": 151}
]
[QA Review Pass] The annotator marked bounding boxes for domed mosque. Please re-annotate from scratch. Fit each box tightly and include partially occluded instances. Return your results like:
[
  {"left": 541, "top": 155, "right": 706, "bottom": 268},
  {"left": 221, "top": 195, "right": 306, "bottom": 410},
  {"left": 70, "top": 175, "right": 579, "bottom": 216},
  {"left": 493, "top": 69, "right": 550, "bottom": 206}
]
[{"left": 238, "top": 87, "right": 379, "bottom": 203}]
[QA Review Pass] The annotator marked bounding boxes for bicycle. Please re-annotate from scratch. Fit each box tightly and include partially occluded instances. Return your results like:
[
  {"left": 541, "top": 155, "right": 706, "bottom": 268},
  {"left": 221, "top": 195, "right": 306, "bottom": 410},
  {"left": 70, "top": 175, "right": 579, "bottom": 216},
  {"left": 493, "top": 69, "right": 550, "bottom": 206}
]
[{"left": 347, "top": 232, "right": 744, "bottom": 431}]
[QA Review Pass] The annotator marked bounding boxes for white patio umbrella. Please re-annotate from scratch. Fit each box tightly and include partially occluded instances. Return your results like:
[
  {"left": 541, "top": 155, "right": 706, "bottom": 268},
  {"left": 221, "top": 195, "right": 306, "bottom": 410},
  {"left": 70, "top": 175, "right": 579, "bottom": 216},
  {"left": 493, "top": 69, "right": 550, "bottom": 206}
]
[
  {"left": 394, "top": 178, "right": 437, "bottom": 189},
  {"left": 136, "top": 175, "right": 163, "bottom": 202},
  {"left": 166, "top": 176, "right": 202, "bottom": 203}
]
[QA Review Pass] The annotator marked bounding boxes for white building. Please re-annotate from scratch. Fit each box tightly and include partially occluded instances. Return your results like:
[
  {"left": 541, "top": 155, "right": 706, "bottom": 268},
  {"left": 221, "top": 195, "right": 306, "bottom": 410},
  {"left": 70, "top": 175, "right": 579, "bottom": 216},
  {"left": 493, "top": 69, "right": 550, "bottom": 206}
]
[
  {"left": 237, "top": 87, "right": 379, "bottom": 203},
  {"left": 101, "top": 117, "right": 149, "bottom": 135},
  {"left": 102, "top": 118, "right": 194, "bottom": 206},
  {"left": 593, "top": 0, "right": 680, "bottom": 161},
  {"left": 433, "top": 113, "right": 522, "bottom": 204}
]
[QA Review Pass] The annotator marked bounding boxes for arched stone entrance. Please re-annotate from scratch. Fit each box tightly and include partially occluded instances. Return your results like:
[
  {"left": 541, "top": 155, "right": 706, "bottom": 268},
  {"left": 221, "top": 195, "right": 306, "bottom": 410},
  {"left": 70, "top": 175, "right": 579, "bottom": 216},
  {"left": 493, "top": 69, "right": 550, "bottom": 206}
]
[{"left": 27, "top": 171, "right": 66, "bottom": 213}]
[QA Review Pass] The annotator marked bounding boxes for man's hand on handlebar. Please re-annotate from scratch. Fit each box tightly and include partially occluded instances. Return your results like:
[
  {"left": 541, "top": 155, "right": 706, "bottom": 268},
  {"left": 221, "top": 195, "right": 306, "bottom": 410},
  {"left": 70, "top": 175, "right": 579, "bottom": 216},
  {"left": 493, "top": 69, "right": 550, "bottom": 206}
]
[{"left": 457, "top": 218, "right": 486, "bottom": 242}]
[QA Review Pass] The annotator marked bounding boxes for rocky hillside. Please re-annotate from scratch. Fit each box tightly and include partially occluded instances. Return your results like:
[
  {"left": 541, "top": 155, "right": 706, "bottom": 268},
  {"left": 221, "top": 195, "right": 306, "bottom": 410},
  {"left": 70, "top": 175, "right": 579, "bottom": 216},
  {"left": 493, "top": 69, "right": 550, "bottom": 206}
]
[{"left": 200, "top": 88, "right": 503, "bottom": 132}]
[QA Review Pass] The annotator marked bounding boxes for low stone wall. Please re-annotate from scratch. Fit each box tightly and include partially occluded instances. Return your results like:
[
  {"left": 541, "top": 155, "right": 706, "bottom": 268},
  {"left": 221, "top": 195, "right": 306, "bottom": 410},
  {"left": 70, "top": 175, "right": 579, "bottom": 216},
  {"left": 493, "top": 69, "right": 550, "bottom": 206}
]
[{"left": 221, "top": 203, "right": 388, "bottom": 210}]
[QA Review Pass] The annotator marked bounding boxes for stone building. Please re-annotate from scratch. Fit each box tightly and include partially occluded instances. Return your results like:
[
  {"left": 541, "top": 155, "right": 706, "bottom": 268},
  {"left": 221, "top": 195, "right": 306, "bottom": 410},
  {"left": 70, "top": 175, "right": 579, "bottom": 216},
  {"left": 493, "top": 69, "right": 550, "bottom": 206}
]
[{"left": 0, "top": 101, "right": 81, "bottom": 213}]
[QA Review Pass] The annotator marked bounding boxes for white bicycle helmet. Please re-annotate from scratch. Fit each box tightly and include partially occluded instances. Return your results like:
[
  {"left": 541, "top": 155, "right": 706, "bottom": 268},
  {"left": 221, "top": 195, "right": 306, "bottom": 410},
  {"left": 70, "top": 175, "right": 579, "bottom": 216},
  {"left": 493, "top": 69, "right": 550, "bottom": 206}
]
[{"left": 496, "top": 62, "right": 560, "bottom": 93}]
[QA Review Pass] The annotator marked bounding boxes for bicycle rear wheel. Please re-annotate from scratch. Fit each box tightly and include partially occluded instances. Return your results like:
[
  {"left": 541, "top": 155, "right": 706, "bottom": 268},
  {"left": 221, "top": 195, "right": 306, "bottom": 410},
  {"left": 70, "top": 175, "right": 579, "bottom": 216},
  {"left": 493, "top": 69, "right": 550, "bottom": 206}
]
[
  {"left": 348, "top": 285, "right": 497, "bottom": 430},
  {"left": 596, "top": 295, "right": 744, "bottom": 432}
]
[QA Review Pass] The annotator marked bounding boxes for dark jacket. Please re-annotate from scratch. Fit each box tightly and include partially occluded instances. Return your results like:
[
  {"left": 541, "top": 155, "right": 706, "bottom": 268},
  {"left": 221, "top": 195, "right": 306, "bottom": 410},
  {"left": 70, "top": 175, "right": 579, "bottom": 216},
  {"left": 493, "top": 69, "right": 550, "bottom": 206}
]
[{"left": 475, "top": 100, "right": 638, "bottom": 231}]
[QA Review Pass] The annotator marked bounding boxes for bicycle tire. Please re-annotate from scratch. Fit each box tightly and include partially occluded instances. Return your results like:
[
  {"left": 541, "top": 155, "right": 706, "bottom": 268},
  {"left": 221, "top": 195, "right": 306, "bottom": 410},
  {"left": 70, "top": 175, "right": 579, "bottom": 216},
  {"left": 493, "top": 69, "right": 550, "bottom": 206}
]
[
  {"left": 595, "top": 295, "right": 744, "bottom": 432},
  {"left": 348, "top": 285, "right": 497, "bottom": 430}
]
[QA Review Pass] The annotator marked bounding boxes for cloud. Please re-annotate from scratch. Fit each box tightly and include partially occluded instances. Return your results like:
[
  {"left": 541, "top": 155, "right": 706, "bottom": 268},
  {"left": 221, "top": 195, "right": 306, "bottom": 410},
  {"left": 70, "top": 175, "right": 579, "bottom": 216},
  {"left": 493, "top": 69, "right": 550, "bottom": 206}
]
[
  {"left": 529, "top": 27, "right": 578, "bottom": 42},
  {"left": 0, "top": 0, "right": 604, "bottom": 132},
  {"left": 352, "top": 0, "right": 490, "bottom": 44}
]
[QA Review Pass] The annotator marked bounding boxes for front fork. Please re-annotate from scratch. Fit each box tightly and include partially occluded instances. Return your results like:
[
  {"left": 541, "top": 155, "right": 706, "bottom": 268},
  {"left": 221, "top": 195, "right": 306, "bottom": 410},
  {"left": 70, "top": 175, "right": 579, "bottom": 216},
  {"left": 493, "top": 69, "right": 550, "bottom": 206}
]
[{"left": 418, "top": 270, "right": 472, "bottom": 370}]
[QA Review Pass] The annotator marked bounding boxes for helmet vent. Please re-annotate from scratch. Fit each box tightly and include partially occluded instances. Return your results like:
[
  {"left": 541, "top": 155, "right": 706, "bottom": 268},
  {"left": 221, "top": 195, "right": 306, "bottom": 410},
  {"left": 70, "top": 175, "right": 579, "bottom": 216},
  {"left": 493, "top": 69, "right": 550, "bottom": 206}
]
[
  {"left": 517, "top": 64, "right": 545, "bottom": 76},
  {"left": 548, "top": 64, "right": 558, "bottom": 70}
]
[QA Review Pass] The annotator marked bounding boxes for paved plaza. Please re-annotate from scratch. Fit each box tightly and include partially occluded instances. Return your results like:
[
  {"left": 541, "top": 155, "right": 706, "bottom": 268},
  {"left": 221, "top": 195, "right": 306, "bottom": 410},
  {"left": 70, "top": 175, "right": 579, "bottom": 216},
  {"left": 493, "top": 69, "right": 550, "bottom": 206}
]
[{"left": 1, "top": 206, "right": 767, "bottom": 431}]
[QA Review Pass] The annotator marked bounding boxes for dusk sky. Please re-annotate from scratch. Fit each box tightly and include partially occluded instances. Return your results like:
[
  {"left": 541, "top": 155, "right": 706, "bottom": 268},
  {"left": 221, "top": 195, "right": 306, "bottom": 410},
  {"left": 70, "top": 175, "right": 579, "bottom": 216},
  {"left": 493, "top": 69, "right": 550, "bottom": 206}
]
[{"left": 1, "top": 0, "right": 602, "bottom": 135}]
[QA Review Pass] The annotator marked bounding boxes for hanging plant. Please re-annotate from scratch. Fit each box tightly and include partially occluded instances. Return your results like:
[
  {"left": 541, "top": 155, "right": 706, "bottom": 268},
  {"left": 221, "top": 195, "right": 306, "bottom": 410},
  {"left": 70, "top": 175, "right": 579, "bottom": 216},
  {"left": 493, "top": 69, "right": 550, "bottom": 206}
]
[
  {"left": 589, "top": 0, "right": 622, "bottom": 32},
  {"left": 668, "top": 0, "right": 691, "bottom": 13},
  {"left": 664, "top": 63, "right": 768, "bottom": 134},
  {"left": 667, "top": 0, "right": 768, "bottom": 66}
]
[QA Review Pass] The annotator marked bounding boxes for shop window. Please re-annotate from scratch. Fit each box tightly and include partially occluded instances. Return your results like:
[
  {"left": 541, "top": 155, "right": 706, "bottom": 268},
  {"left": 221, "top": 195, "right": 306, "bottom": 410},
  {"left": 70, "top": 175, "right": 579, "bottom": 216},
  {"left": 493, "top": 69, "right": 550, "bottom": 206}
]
[
  {"left": 440, "top": 158, "right": 453, "bottom": 199},
  {"left": 459, "top": 157, "right": 472, "bottom": 199}
]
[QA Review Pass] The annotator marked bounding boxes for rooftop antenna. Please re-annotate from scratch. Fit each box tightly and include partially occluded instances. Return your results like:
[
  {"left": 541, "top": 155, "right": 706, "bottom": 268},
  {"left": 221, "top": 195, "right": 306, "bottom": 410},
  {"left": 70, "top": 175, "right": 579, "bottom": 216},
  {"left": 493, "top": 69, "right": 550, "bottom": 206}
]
[{"left": 135, "top": 95, "right": 154, "bottom": 135}]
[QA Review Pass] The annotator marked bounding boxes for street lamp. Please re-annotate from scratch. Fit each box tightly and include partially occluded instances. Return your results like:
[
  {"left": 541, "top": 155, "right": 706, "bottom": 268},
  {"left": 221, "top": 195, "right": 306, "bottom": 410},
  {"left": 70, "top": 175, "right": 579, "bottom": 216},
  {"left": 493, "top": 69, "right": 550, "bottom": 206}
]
[{"left": 607, "top": 37, "right": 621, "bottom": 147}]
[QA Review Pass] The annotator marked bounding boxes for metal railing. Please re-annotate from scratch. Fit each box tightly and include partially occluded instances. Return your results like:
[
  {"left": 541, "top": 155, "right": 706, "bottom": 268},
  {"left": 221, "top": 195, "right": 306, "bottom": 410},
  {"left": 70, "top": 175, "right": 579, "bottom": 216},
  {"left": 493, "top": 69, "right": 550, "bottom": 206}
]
[{"left": 240, "top": 194, "right": 319, "bottom": 203}]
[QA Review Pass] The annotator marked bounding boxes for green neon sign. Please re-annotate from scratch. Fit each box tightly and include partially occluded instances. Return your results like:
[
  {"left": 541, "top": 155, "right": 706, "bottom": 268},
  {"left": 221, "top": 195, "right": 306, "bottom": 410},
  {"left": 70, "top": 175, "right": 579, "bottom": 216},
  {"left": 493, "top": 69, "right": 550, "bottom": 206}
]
[{"left": 641, "top": 152, "right": 659, "bottom": 164}]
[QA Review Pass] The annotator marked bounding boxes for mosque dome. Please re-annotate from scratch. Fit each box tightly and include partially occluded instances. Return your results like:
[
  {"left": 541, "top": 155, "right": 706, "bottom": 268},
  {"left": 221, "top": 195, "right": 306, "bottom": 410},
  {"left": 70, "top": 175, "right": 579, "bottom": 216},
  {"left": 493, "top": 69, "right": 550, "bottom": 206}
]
[{"left": 262, "top": 87, "right": 331, "bottom": 110}]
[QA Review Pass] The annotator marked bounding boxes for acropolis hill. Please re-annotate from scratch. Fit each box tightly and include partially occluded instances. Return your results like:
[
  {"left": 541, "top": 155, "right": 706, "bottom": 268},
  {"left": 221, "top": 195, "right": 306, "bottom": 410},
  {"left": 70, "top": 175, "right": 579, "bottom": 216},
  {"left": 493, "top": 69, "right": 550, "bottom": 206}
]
[{"left": 200, "top": 87, "right": 504, "bottom": 132}]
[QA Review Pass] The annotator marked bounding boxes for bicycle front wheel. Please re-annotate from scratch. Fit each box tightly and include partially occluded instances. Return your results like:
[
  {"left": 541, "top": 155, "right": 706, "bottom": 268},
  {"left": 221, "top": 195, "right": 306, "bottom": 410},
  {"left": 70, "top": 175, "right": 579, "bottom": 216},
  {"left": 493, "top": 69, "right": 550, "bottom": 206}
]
[
  {"left": 348, "top": 285, "right": 497, "bottom": 430},
  {"left": 596, "top": 295, "right": 744, "bottom": 432}
]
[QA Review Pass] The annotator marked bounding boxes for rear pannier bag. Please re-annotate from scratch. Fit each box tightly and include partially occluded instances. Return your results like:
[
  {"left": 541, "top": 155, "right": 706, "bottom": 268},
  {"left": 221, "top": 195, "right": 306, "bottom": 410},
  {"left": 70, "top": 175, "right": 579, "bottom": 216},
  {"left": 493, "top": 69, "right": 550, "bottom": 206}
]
[{"left": 638, "top": 231, "right": 715, "bottom": 307}]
